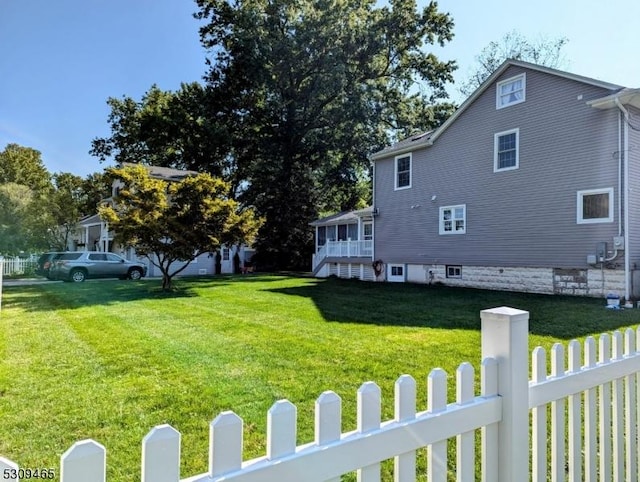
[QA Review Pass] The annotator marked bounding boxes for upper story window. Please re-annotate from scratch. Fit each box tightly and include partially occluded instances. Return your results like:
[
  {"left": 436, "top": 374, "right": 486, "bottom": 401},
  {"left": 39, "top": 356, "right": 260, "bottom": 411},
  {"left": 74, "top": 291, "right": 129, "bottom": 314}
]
[
  {"left": 494, "top": 128, "right": 519, "bottom": 172},
  {"left": 395, "top": 154, "right": 412, "bottom": 190},
  {"left": 496, "top": 73, "right": 526, "bottom": 109},
  {"left": 439, "top": 204, "right": 466, "bottom": 235},
  {"left": 577, "top": 188, "right": 614, "bottom": 224}
]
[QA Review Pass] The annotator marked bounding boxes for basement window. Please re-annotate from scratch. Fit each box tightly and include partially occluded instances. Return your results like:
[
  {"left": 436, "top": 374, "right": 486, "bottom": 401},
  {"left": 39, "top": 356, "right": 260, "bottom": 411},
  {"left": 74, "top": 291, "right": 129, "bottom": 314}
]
[{"left": 446, "top": 265, "right": 462, "bottom": 278}]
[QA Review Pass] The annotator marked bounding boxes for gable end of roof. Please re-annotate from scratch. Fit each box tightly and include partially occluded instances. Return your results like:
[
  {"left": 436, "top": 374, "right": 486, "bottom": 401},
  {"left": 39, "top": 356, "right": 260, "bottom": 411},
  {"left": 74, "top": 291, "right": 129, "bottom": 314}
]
[{"left": 371, "top": 59, "right": 624, "bottom": 161}]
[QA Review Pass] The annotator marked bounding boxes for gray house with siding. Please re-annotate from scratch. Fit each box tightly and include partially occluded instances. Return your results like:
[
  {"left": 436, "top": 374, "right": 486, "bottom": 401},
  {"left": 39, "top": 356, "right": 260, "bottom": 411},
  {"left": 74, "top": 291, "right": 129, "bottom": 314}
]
[{"left": 312, "top": 59, "right": 640, "bottom": 299}]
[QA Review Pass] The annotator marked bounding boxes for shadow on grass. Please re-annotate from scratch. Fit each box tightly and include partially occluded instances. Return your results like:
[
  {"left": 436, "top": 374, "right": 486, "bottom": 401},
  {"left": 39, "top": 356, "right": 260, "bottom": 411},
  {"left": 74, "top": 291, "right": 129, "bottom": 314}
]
[
  {"left": 1, "top": 273, "right": 301, "bottom": 312},
  {"left": 2, "top": 280, "right": 198, "bottom": 312},
  {"left": 265, "top": 277, "right": 640, "bottom": 339}
]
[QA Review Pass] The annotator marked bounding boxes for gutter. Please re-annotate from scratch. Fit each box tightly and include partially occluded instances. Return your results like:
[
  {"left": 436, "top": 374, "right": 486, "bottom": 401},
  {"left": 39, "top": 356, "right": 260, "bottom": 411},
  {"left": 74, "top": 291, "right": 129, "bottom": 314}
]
[
  {"left": 369, "top": 139, "right": 433, "bottom": 162},
  {"left": 614, "top": 98, "right": 631, "bottom": 302}
]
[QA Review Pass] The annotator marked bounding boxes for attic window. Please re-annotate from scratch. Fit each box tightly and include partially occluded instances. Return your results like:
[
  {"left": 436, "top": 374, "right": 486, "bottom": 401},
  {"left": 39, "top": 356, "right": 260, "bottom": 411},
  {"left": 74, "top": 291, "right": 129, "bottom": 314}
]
[{"left": 496, "top": 73, "right": 526, "bottom": 109}]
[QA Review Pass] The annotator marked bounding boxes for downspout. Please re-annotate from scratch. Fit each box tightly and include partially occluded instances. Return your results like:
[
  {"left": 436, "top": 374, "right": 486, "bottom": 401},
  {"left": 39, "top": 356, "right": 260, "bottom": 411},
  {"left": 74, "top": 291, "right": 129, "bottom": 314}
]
[
  {"left": 371, "top": 159, "right": 376, "bottom": 263},
  {"left": 618, "top": 111, "right": 623, "bottom": 237},
  {"left": 614, "top": 98, "right": 631, "bottom": 301}
]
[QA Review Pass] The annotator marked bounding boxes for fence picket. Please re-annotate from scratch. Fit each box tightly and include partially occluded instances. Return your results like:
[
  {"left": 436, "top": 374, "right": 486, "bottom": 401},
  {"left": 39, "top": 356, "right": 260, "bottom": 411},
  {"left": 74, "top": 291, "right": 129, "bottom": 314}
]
[
  {"left": 427, "top": 368, "right": 447, "bottom": 482},
  {"left": 612, "top": 332, "right": 624, "bottom": 482},
  {"left": 394, "top": 375, "right": 417, "bottom": 482},
  {"left": 142, "top": 424, "right": 181, "bottom": 482},
  {"left": 60, "top": 439, "right": 105, "bottom": 482},
  {"left": 455, "top": 363, "right": 474, "bottom": 482},
  {"left": 567, "top": 340, "right": 582, "bottom": 482},
  {"left": 584, "top": 337, "right": 597, "bottom": 482},
  {"left": 480, "top": 358, "right": 498, "bottom": 482},
  {"left": 267, "top": 400, "right": 297, "bottom": 460},
  {"left": 0, "top": 456, "right": 18, "bottom": 482},
  {"left": 550, "top": 343, "right": 565, "bottom": 482},
  {"left": 531, "top": 346, "right": 547, "bottom": 482},
  {"left": 315, "top": 391, "right": 342, "bottom": 482},
  {"left": 599, "top": 334, "right": 612, "bottom": 482},
  {"left": 625, "top": 329, "right": 638, "bottom": 482},
  {"left": 357, "top": 382, "right": 381, "bottom": 482},
  {"left": 209, "top": 411, "right": 243, "bottom": 477}
]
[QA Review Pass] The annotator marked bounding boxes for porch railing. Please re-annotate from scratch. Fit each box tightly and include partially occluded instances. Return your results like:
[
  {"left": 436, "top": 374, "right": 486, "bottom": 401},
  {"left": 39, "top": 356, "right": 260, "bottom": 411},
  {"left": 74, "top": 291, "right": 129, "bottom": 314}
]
[{"left": 313, "top": 240, "right": 373, "bottom": 270}]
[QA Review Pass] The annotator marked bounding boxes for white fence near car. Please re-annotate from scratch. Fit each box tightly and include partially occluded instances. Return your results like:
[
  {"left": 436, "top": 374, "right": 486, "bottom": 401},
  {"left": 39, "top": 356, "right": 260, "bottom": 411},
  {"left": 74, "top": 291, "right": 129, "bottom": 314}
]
[
  {"left": 1, "top": 256, "right": 37, "bottom": 276},
  {"left": 0, "top": 258, "right": 3, "bottom": 313},
  {"left": 4, "top": 307, "right": 640, "bottom": 481}
]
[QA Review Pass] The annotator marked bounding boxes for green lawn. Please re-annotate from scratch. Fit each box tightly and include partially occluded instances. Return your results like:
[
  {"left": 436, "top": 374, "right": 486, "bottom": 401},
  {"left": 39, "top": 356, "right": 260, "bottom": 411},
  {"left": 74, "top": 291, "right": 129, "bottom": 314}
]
[{"left": 1, "top": 275, "right": 639, "bottom": 480}]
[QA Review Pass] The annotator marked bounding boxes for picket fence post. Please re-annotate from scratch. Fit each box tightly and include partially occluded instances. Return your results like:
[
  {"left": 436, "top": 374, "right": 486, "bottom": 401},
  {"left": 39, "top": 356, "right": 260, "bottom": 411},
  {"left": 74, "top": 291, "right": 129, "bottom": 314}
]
[{"left": 481, "top": 306, "right": 529, "bottom": 482}]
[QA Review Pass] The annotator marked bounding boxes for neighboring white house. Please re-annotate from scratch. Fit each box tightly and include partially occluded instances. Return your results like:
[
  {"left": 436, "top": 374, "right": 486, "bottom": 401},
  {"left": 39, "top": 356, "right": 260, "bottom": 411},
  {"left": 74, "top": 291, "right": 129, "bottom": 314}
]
[{"left": 70, "top": 163, "right": 254, "bottom": 276}]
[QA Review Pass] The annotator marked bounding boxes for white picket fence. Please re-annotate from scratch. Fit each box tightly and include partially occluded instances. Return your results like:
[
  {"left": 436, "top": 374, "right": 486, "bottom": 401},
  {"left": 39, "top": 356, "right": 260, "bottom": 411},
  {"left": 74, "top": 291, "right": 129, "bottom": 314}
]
[
  {"left": 1, "top": 256, "right": 37, "bottom": 276},
  {"left": 3, "top": 307, "right": 640, "bottom": 481}
]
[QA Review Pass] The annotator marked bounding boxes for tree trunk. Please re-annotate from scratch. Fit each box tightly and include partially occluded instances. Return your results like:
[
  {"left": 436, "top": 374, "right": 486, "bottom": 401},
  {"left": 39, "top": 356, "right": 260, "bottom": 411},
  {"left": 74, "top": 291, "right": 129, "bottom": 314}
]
[{"left": 162, "top": 274, "right": 173, "bottom": 291}]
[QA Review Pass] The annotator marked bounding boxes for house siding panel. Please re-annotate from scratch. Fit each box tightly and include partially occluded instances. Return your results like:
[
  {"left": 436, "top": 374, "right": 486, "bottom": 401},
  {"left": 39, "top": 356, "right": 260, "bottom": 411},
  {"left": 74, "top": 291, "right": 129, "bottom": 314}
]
[{"left": 375, "top": 66, "right": 621, "bottom": 270}]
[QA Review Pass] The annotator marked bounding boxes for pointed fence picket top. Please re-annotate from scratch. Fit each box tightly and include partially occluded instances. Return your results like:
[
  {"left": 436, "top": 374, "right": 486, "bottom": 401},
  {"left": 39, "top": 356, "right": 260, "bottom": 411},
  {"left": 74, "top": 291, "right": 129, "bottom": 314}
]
[
  {"left": 267, "top": 399, "right": 297, "bottom": 460},
  {"left": 480, "top": 357, "right": 498, "bottom": 482},
  {"left": 393, "top": 375, "right": 416, "bottom": 482},
  {"left": 0, "top": 456, "right": 18, "bottom": 482},
  {"left": 142, "top": 424, "right": 181, "bottom": 482},
  {"left": 625, "top": 329, "right": 638, "bottom": 481},
  {"left": 456, "top": 362, "right": 475, "bottom": 482},
  {"left": 611, "top": 331, "right": 624, "bottom": 482},
  {"left": 60, "top": 439, "right": 105, "bottom": 482},
  {"left": 598, "top": 333, "right": 612, "bottom": 481},
  {"left": 550, "top": 343, "right": 566, "bottom": 482},
  {"left": 209, "top": 411, "right": 243, "bottom": 477},
  {"left": 427, "top": 368, "right": 447, "bottom": 482},
  {"left": 356, "top": 381, "right": 381, "bottom": 482},
  {"left": 567, "top": 339, "right": 582, "bottom": 482},
  {"left": 531, "top": 346, "right": 547, "bottom": 482},
  {"left": 315, "top": 390, "right": 342, "bottom": 482},
  {"left": 584, "top": 336, "right": 597, "bottom": 480}
]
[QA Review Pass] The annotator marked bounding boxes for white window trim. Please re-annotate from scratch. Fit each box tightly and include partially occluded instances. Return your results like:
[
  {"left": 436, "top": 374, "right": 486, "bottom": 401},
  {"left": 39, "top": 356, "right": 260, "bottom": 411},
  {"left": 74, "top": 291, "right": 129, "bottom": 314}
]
[
  {"left": 446, "top": 265, "right": 462, "bottom": 278},
  {"left": 577, "top": 188, "right": 614, "bottom": 224},
  {"left": 394, "top": 153, "right": 412, "bottom": 190},
  {"left": 439, "top": 204, "right": 466, "bottom": 235},
  {"left": 388, "top": 264, "right": 406, "bottom": 282},
  {"left": 494, "top": 128, "right": 520, "bottom": 172},
  {"left": 496, "top": 73, "right": 526, "bottom": 109}
]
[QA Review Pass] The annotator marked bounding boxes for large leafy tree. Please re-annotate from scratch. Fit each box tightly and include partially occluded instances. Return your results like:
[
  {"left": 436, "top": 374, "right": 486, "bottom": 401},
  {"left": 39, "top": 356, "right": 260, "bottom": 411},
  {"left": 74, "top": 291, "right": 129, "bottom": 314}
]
[
  {"left": 0, "top": 183, "right": 35, "bottom": 255},
  {"left": 0, "top": 143, "right": 52, "bottom": 194},
  {"left": 459, "top": 31, "right": 568, "bottom": 97},
  {"left": 0, "top": 144, "right": 54, "bottom": 254},
  {"left": 90, "top": 84, "right": 238, "bottom": 190},
  {"left": 0, "top": 143, "right": 113, "bottom": 254},
  {"left": 46, "top": 173, "right": 86, "bottom": 250},
  {"left": 99, "top": 165, "right": 261, "bottom": 290},
  {"left": 194, "top": 0, "right": 457, "bottom": 269}
]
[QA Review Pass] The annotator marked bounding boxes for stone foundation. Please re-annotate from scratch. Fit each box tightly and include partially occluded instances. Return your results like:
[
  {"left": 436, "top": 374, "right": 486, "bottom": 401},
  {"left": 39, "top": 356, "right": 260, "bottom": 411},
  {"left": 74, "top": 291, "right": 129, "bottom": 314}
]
[{"left": 406, "top": 264, "right": 625, "bottom": 298}]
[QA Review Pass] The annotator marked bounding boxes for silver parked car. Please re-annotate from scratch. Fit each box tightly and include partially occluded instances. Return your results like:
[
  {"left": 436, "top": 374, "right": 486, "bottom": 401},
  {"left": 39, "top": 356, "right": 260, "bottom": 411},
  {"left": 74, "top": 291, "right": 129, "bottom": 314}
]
[{"left": 50, "top": 251, "right": 147, "bottom": 282}]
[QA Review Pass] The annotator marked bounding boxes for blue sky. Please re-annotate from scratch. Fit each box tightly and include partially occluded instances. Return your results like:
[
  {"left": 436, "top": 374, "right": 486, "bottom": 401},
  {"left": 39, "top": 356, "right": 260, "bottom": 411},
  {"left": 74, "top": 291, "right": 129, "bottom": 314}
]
[{"left": 1, "top": 0, "right": 638, "bottom": 178}]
